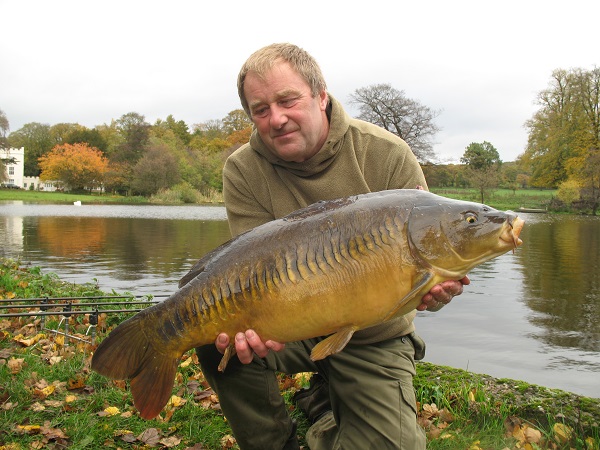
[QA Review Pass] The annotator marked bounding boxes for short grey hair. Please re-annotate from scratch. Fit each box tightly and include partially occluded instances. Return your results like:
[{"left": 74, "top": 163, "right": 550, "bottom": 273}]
[{"left": 237, "top": 43, "right": 328, "bottom": 116}]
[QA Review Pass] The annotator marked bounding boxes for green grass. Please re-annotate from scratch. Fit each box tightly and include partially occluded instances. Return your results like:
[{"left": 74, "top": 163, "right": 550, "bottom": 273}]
[
  {"left": 0, "top": 187, "right": 223, "bottom": 205},
  {"left": 1, "top": 258, "right": 598, "bottom": 449},
  {"left": 0, "top": 188, "right": 148, "bottom": 204},
  {"left": 431, "top": 187, "right": 557, "bottom": 211}
]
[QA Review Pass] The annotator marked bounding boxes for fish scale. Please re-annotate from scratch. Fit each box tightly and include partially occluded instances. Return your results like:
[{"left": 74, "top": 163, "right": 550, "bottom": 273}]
[{"left": 92, "top": 189, "right": 524, "bottom": 419}]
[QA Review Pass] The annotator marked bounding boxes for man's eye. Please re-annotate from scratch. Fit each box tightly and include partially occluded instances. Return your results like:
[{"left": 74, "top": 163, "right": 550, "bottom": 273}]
[
  {"left": 280, "top": 97, "right": 298, "bottom": 107},
  {"left": 252, "top": 107, "right": 268, "bottom": 118}
]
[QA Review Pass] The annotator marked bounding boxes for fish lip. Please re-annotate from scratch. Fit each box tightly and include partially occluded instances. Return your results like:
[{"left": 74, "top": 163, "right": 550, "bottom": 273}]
[{"left": 499, "top": 215, "right": 525, "bottom": 249}]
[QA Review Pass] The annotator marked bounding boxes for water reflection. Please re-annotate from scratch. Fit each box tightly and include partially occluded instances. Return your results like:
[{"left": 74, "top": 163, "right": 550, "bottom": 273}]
[
  {"left": 517, "top": 214, "right": 600, "bottom": 353},
  {"left": 1, "top": 203, "right": 230, "bottom": 294}
]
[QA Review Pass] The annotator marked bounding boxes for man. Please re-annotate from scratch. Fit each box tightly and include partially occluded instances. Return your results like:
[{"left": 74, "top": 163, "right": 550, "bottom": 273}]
[{"left": 194, "top": 43, "right": 468, "bottom": 450}]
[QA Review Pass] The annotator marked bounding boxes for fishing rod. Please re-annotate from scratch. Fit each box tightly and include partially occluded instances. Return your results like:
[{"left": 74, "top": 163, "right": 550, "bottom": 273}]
[{"left": 1, "top": 294, "right": 168, "bottom": 345}]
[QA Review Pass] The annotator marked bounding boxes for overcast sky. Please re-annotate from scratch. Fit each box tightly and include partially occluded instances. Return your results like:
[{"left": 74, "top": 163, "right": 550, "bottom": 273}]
[{"left": 1, "top": 0, "right": 598, "bottom": 163}]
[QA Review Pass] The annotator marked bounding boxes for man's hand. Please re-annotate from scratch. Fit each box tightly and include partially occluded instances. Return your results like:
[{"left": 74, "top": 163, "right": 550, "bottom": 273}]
[
  {"left": 215, "top": 330, "right": 285, "bottom": 364},
  {"left": 417, "top": 276, "right": 470, "bottom": 311}
]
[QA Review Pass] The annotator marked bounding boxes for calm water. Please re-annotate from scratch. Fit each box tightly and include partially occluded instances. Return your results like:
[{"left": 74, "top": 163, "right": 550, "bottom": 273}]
[{"left": 1, "top": 201, "right": 599, "bottom": 398}]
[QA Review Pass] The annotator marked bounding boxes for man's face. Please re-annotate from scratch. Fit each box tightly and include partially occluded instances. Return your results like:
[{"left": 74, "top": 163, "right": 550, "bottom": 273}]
[{"left": 243, "top": 61, "right": 329, "bottom": 162}]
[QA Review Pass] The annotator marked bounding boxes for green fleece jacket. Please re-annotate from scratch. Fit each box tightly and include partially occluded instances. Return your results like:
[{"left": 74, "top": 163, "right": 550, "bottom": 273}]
[{"left": 222, "top": 95, "right": 427, "bottom": 342}]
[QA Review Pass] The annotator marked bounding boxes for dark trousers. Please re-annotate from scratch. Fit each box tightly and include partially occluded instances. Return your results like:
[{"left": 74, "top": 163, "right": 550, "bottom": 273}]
[{"left": 197, "top": 334, "right": 426, "bottom": 450}]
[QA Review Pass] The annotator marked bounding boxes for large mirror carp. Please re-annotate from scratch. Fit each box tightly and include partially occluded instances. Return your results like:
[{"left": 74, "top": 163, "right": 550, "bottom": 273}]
[{"left": 92, "top": 189, "right": 524, "bottom": 419}]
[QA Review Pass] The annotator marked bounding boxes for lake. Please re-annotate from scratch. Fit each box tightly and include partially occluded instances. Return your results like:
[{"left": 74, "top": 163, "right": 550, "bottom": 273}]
[{"left": 1, "top": 201, "right": 598, "bottom": 398}]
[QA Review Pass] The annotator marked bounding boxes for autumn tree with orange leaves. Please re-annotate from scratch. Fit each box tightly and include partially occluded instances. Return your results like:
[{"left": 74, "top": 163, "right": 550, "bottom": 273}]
[{"left": 38, "top": 143, "right": 108, "bottom": 192}]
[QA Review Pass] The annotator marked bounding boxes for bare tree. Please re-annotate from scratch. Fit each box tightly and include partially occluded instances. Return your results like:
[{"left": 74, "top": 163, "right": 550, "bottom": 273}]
[{"left": 349, "top": 84, "right": 441, "bottom": 163}]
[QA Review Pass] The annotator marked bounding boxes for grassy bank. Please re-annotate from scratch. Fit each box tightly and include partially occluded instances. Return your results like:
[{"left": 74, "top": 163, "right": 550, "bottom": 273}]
[
  {"left": 0, "top": 186, "right": 223, "bottom": 205},
  {"left": 1, "top": 260, "right": 598, "bottom": 450},
  {"left": 0, "top": 189, "right": 149, "bottom": 205},
  {"left": 1, "top": 187, "right": 552, "bottom": 210},
  {"left": 431, "top": 188, "right": 556, "bottom": 211}
]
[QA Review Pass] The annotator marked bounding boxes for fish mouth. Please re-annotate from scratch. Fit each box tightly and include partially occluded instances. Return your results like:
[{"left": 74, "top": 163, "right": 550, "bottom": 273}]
[{"left": 500, "top": 215, "right": 524, "bottom": 251}]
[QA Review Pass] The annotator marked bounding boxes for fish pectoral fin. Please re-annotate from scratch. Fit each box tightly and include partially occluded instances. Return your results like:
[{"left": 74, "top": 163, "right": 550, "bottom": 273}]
[
  {"left": 217, "top": 344, "right": 237, "bottom": 372},
  {"left": 383, "top": 272, "right": 434, "bottom": 321},
  {"left": 310, "top": 326, "right": 357, "bottom": 361}
]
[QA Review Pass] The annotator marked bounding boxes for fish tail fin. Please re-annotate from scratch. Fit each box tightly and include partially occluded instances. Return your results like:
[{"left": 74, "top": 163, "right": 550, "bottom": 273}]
[
  {"left": 130, "top": 352, "right": 180, "bottom": 419},
  {"left": 91, "top": 315, "right": 180, "bottom": 419}
]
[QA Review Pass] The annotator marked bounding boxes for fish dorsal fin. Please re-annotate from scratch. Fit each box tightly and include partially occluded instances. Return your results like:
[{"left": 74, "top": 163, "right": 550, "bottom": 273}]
[
  {"left": 310, "top": 326, "right": 357, "bottom": 361},
  {"left": 382, "top": 272, "right": 434, "bottom": 322}
]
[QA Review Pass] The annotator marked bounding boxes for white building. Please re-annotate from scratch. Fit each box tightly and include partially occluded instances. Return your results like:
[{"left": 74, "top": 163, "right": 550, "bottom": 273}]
[
  {"left": 1, "top": 147, "right": 56, "bottom": 191},
  {"left": 1, "top": 147, "right": 25, "bottom": 187}
]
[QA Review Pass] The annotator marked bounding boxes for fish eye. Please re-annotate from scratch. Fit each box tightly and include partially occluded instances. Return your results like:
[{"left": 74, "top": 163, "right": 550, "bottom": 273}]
[{"left": 465, "top": 213, "right": 478, "bottom": 224}]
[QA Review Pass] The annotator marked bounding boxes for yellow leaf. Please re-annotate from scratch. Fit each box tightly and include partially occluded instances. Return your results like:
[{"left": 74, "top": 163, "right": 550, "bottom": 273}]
[
  {"left": 113, "top": 429, "right": 134, "bottom": 436},
  {"left": 468, "top": 390, "right": 476, "bottom": 402},
  {"left": 15, "top": 333, "right": 46, "bottom": 347},
  {"left": 65, "top": 395, "right": 77, "bottom": 403},
  {"left": 468, "top": 440, "right": 483, "bottom": 450},
  {"left": 33, "top": 385, "right": 55, "bottom": 399},
  {"left": 180, "top": 355, "right": 193, "bottom": 368},
  {"left": 103, "top": 406, "right": 120, "bottom": 416},
  {"left": 16, "top": 424, "right": 41, "bottom": 434},
  {"left": 553, "top": 423, "right": 573, "bottom": 444},
  {"left": 167, "top": 395, "right": 186, "bottom": 408}
]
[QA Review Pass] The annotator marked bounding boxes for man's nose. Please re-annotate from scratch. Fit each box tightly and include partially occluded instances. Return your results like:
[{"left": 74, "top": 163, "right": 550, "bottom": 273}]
[{"left": 269, "top": 105, "right": 288, "bottom": 129}]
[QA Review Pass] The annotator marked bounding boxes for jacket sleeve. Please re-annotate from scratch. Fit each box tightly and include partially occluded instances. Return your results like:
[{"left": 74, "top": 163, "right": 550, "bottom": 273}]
[{"left": 222, "top": 157, "right": 275, "bottom": 237}]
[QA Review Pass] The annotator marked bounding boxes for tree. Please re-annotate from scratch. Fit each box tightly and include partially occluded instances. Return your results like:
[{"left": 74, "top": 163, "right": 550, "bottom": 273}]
[
  {"left": 113, "top": 112, "right": 150, "bottom": 164},
  {"left": 461, "top": 141, "right": 502, "bottom": 203},
  {"left": 520, "top": 67, "right": 600, "bottom": 192},
  {"left": 349, "top": 83, "right": 441, "bottom": 163},
  {"left": 38, "top": 143, "right": 108, "bottom": 192},
  {"left": 130, "top": 144, "right": 181, "bottom": 196},
  {"left": 154, "top": 115, "right": 191, "bottom": 145},
  {"left": 0, "top": 109, "right": 9, "bottom": 183},
  {"left": 8, "top": 122, "right": 54, "bottom": 176},
  {"left": 64, "top": 126, "right": 108, "bottom": 152},
  {"left": 0, "top": 109, "right": 9, "bottom": 149},
  {"left": 222, "top": 109, "right": 252, "bottom": 134}
]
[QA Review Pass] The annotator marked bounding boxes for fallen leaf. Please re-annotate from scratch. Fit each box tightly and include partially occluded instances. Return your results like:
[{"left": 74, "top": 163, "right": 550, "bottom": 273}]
[
  {"left": 8, "top": 357, "right": 25, "bottom": 374},
  {"left": 2, "top": 401, "right": 17, "bottom": 411},
  {"left": 44, "top": 400, "right": 64, "bottom": 408},
  {"left": 14, "top": 333, "right": 46, "bottom": 347},
  {"left": 98, "top": 406, "right": 120, "bottom": 417},
  {"left": 138, "top": 428, "right": 161, "bottom": 447},
  {"left": 67, "top": 375, "right": 86, "bottom": 390},
  {"left": 33, "top": 385, "right": 55, "bottom": 399},
  {"left": 40, "top": 422, "right": 68, "bottom": 440},
  {"left": 167, "top": 395, "right": 186, "bottom": 408},
  {"left": 220, "top": 434, "right": 236, "bottom": 448},
  {"left": 48, "top": 355, "right": 63, "bottom": 365},
  {"left": 160, "top": 435, "right": 182, "bottom": 447},
  {"left": 523, "top": 425, "right": 541, "bottom": 444},
  {"left": 31, "top": 402, "right": 46, "bottom": 412},
  {"left": 553, "top": 423, "right": 573, "bottom": 444},
  {"left": 468, "top": 390, "right": 476, "bottom": 402},
  {"left": 15, "top": 424, "right": 41, "bottom": 435},
  {"left": 180, "top": 355, "right": 194, "bottom": 368}
]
